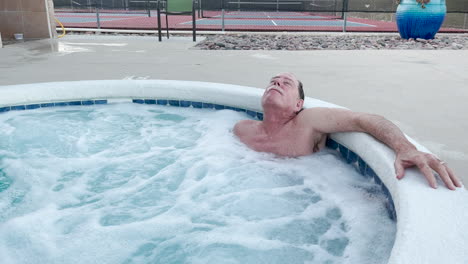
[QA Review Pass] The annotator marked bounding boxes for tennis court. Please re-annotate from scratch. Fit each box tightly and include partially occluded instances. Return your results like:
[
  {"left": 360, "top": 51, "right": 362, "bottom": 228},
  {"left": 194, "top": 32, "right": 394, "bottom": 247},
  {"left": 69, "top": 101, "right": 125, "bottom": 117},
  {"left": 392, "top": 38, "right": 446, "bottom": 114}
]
[{"left": 54, "top": 9, "right": 466, "bottom": 33}]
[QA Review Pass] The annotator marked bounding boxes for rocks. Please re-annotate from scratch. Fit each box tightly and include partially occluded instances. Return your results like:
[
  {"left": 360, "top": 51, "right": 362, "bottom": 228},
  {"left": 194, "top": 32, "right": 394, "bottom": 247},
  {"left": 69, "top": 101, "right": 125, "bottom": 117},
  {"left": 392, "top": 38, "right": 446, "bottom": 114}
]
[
  {"left": 451, "top": 43, "right": 463, "bottom": 49},
  {"left": 195, "top": 34, "right": 468, "bottom": 50}
]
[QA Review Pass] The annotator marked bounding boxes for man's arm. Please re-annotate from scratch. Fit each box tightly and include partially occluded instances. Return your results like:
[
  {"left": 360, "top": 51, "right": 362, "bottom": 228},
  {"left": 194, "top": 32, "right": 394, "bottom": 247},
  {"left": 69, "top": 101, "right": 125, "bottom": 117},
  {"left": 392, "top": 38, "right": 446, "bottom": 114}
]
[{"left": 301, "top": 107, "right": 462, "bottom": 190}]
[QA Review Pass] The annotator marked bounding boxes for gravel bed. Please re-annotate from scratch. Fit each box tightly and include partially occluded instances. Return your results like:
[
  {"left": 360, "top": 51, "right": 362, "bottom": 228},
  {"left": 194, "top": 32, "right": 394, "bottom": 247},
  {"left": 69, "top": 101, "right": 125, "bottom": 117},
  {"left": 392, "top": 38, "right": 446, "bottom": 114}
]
[
  {"left": 195, "top": 34, "right": 468, "bottom": 50},
  {"left": 4, "top": 31, "right": 466, "bottom": 50}
]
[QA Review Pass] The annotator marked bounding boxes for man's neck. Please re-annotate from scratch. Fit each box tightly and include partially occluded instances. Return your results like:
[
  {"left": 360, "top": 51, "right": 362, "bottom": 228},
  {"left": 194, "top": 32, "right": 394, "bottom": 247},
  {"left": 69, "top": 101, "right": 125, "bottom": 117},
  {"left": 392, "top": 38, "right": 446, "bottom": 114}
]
[{"left": 261, "top": 108, "right": 297, "bottom": 135}]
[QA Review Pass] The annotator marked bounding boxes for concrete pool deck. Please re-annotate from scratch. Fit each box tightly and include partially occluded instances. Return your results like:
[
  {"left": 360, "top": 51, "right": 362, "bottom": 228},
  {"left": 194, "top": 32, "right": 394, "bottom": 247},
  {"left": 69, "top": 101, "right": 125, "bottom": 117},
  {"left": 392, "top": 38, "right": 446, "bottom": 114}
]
[{"left": 0, "top": 33, "right": 467, "bottom": 188}]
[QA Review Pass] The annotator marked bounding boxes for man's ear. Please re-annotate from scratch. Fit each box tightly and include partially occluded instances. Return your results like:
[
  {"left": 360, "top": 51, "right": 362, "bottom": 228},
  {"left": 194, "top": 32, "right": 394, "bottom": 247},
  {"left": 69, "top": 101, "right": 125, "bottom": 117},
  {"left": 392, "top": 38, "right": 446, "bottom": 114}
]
[{"left": 296, "top": 99, "right": 304, "bottom": 110}]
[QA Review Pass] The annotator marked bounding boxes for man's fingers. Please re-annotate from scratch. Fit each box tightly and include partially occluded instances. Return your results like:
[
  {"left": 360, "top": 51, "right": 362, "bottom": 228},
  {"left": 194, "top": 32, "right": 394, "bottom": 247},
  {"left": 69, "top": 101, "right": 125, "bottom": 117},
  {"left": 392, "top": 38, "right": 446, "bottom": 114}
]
[
  {"left": 428, "top": 158, "right": 456, "bottom": 190},
  {"left": 445, "top": 165, "right": 463, "bottom": 188},
  {"left": 394, "top": 160, "right": 405, "bottom": 179},
  {"left": 417, "top": 164, "right": 438, "bottom": 189},
  {"left": 396, "top": 152, "right": 462, "bottom": 190},
  {"left": 431, "top": 162, "right": 456, "bottom": 190}
]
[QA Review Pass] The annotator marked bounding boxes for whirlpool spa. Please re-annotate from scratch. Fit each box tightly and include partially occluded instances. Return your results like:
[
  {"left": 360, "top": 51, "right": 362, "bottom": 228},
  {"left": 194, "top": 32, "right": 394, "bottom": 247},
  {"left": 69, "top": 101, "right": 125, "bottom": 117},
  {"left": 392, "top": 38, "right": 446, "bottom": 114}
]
[{"left": 0, "top": 80, "right": 467, "bottom": 264}]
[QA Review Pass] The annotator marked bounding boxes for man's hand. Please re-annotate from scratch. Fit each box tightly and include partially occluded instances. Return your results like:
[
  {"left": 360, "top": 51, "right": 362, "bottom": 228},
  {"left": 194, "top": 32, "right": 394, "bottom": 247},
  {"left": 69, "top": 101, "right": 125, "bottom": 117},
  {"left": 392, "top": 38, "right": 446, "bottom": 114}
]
[{"left": 394, "top": 149, "right": 462, "bottom": 190}]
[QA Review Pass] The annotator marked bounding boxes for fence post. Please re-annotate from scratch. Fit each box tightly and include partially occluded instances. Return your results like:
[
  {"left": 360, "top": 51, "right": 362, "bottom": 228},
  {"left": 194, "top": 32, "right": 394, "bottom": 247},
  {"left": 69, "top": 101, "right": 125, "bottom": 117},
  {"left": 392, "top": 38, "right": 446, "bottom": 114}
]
[
  {"left": 222, "top": 9, "right": 225, "bottom": 31},
  {"left": 192, "top": 0, "right": 196, "bottom": 41},
  {"left": 198, "top": 0, "right": 201, "bottom": 18},
  {"left": 95, "top": 0, "right": 101, "bottom": 29},
  {"left": 222, "top": 0, "right": 225, "bottom": 32},
  {"left": 464, "top": 13, "right": 468, "bottom": 29},
  {"left": 157, "top": 0, "right": 162, "bottom": 41},
  {"left": 342, "top": 0, "right": 349, "bottom": 32},
  {"left": 147, "top": 0, "right": 151, "bottom": 17},
  {"left": 343, "top": 12, "right": 347, "bottom": 32}
]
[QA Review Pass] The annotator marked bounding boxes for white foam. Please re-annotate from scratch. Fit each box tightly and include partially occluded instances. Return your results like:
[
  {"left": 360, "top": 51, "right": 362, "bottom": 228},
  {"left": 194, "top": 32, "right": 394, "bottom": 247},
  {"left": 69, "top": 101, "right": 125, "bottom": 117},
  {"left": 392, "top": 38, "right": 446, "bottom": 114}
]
[{"left": 0, "top": 103, "right": 395, "bottom": 264}]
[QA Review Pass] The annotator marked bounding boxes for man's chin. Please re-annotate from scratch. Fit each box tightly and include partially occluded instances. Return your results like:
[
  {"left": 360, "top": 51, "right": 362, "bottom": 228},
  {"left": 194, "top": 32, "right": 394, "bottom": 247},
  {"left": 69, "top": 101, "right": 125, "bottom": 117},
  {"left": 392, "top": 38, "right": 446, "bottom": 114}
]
[{"left": 262, "top": 99, "right": 284, "bottom": 110}]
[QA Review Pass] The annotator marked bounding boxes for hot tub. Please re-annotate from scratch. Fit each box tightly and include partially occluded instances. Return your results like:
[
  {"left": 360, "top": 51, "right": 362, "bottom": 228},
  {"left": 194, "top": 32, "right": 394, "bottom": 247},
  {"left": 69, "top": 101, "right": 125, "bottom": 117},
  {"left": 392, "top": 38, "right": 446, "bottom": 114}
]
[{"left": 0, "top": 80, "right": 467, "bottom": 264}]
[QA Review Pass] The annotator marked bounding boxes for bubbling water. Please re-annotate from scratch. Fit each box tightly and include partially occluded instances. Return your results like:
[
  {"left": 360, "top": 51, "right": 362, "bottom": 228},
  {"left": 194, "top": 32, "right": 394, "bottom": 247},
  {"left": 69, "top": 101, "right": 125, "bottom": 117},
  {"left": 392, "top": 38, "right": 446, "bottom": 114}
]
[{"left": 0, "top": 103, "right": 395, "bottom": 264}]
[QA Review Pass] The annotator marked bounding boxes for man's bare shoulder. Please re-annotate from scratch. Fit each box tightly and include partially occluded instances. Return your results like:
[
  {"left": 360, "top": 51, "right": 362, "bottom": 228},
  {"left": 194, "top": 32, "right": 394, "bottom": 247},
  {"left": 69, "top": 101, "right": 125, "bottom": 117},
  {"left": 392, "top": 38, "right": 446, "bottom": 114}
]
[
  {"left": 294, "top": 108, "right": 326, "bottom": 128},
  {"left": 234, "top": 119, "right": 260, "bottom": 137},
  {"left": 298, "top": 107, "right": 336, "bottom": 118},
  {"left": 297, "top": 107, "right": 364, "bottom": 134}
]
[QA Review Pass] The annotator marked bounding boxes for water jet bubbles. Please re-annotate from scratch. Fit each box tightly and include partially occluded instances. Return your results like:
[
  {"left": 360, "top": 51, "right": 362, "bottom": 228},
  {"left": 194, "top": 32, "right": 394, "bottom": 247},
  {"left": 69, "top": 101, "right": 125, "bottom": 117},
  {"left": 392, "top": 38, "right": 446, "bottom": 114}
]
[
  {"left": 154, "top": 113, "right": 186, "bottom": 122},
  {"left": 268, "top": 218, "right": 331, "bottom": 245},
  {"left": 0, "top": 103, "right": 395, "bottom": 263},
  {"left": 0, "top": 169, "right": 13, "bottom": 193},
  {"left": 326, "top": 207, "right": 342, "bottom": 221},
  {"left": 191, "top": 243, "right": 315, "bottom": 264},
  {"left": 320, "top": 237, "right": 350, "bottom": 257}
]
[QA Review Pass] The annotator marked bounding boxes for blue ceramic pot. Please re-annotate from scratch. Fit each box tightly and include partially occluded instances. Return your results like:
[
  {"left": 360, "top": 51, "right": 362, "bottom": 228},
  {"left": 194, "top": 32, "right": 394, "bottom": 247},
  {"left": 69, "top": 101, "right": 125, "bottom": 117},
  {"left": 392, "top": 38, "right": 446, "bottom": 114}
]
[{"left": 396, "top": 0, "right": 446, "bottom": 39}]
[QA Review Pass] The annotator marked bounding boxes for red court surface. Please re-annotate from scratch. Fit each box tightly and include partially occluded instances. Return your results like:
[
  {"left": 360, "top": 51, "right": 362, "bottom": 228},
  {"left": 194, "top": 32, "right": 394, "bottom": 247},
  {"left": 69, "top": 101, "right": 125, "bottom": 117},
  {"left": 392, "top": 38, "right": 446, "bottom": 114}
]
[{"left": 55, "top": 10, "right": 468, "bottom": 33}]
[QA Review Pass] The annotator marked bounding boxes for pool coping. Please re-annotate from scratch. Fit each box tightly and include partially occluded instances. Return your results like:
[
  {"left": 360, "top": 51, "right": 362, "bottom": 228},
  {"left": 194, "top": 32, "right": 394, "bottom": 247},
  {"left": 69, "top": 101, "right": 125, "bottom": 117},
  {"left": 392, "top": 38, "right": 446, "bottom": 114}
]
[{"left": 0, "top": 80, "right": 467, "bottom": 263}]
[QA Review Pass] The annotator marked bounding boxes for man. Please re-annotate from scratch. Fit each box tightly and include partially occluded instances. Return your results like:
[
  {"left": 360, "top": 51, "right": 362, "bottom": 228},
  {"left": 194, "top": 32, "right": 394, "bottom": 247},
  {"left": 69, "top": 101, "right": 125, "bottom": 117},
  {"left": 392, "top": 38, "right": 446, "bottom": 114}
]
[{"left": 234, "top": 73, "right": 462, "bottom": 190}]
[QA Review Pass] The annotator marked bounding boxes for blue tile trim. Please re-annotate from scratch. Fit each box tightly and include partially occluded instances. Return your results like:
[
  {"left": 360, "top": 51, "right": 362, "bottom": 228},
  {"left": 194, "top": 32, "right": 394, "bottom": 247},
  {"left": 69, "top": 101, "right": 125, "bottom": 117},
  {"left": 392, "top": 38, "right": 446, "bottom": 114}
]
[
  {"left": 386, "top": 194, "right": 397, "bottom": 221},
  {"left": 180, "top": 100, "right": 191, "bottom": 107},
  {"left": 157, "top": 99, "right": 168, "bottom": 105},
  {"left": 0, "top": 107, "right": 11, "bottom": 112},
  {"left": 347, "top": 150, "right": 358, "bottom": 164},
  {"left": 326, "top": 138, "right": 339, "bottom": 150},
  {"left": 1, "top": 100, "right": 111, "bottom": 112},
  {"left": 358, "top": 157, "right": 367, "bottom": 175},
  {"left": 366, "top": 166, "right": 377, "bottom": 180},
  {"left": 234, "top": 107, "right": 245, "bottom": 112},
  {"left": 11, "top": 105, "right": 26, "bottom": 111},
  {"left": 26, "top": 104, "right": 40, "bottom": 110},
  {"left": 128, "top": 99, "right": 264, "bottom": 120},
  {"left": 373, "top": 173, "right": 383, "bottom": 186},
  {"left": 246, "top": 110, "right": 256, "bottom": 118},
  {"left": 257, "top": 112, "right": 264, "bottom": 121},
  {"left": 326, "top": 141, "right": 396, "bottom": 222},
  {"left": 338, "top": 145, "right": 349, "bottom": 161},
  {"left": 168, "top": 100, "right": 180, "bottom": 107},
  {"left": 129, "top": 99, "right": 265, "bottom": 121},
  {"left": 214, "top": 104, "right": 225, "bottom": 110},
  {"left": 202, "top": 103, "right": 213, "bottom": 109},
  {"left": 94, "top": 100, "right": 107, "bottom": 105},
  {"left": 68, "top": 101, "right": 82, "bottom": 106},
  {"left": 192, "top": 102, "right": 203, "bottom": 108}
]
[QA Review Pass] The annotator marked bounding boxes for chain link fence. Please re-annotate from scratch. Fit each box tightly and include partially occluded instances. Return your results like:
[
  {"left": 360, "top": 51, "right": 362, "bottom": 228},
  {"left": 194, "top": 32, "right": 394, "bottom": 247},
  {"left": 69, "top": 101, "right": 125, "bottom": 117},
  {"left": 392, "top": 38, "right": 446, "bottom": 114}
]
[{"left": 53, "top": 0, "right": 468, "bottom": 31}]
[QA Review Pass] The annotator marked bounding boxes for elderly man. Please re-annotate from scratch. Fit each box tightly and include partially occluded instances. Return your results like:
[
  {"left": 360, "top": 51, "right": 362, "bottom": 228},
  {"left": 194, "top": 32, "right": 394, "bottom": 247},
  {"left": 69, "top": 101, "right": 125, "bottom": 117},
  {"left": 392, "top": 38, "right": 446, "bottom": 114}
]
[{"left": 234, "top": 73, "right": 462, "bottom": 190}]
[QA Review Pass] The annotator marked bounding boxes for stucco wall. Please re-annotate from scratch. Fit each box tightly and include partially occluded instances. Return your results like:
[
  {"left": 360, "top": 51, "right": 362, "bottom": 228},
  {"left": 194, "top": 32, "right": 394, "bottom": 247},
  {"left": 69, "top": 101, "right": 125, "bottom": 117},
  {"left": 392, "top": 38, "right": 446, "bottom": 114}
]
[{"left": 0, "top": 0, "right": 56, "bottom": 40}]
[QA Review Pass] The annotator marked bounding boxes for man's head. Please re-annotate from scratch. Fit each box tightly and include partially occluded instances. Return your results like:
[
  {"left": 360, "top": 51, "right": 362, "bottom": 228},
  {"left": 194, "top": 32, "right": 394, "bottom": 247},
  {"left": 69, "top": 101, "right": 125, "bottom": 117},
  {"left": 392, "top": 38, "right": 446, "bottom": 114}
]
[{"left": 262, "top": 72, "right": 304, "bottom": 114}]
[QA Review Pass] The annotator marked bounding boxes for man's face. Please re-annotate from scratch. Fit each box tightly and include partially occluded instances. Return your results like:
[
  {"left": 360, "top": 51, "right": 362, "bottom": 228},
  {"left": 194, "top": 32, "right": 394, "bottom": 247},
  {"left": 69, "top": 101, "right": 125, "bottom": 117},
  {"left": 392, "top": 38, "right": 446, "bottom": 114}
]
[{"left": 261, "top": 73, "right": 302, "bottom": 112}]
